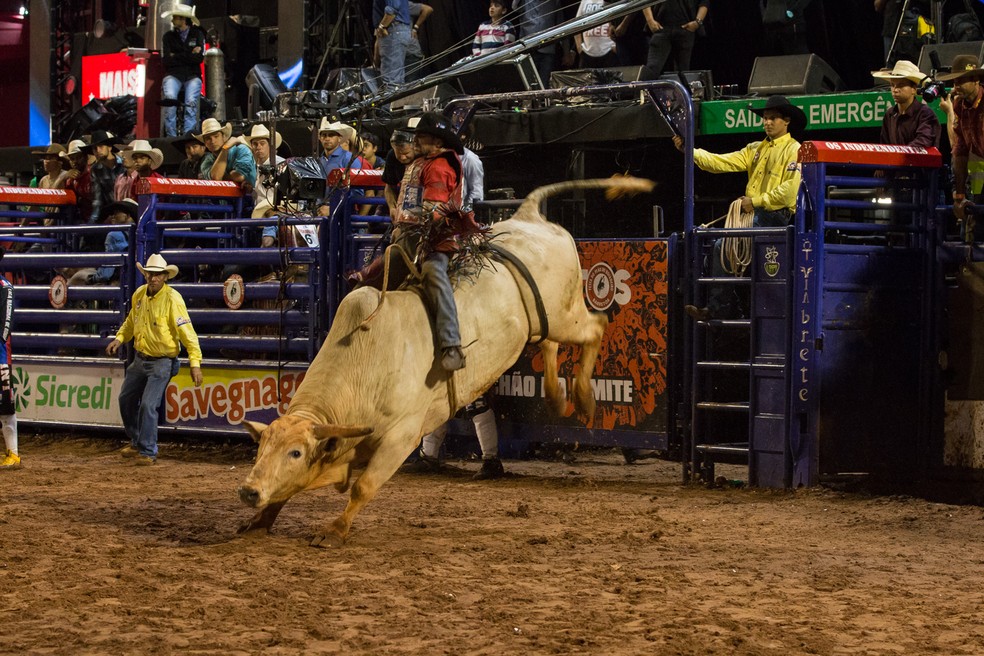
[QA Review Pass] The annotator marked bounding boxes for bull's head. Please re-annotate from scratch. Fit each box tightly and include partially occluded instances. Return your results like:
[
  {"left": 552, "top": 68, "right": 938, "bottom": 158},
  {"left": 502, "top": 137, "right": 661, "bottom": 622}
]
[{"left": 237, "top": 415, "right": 373, "bottom": 508}]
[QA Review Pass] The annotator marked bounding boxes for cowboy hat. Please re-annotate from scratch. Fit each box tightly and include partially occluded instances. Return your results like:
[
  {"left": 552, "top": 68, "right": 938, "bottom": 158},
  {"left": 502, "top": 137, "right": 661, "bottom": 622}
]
[
  {"left": 412, "top": 112, "right": 464, "bottom": 154},
  {"left": 749, "top": 95, "right": 808, "bottom": 132},
  {"left": 318, "top": 118, "right": 356, "bottom": 142},
  {"left": 245, "top": 123, "right": 283, "bottom": 150},
  {"left": 251, "top": 199, "right": 275, "bottom": 219},
  {"left": 872, "top": 59, "right": 926, "bottom": 85},
  {"left": 99, "top": 197, "right": 139, "bottom": 223},
  {"left": 66, "top": 140, "right": 89, "bottom": 157},
  {"left": 84, "top": 129, "right": 118, "bottom": 151},
  {"left": 938, "top": 54, "right": 984, "bottom": 81},
  {"left": 161, "top": 2, "right": 200, "bottom": 26},
  {"left": 31, "top": 143, "right": 71, "bottom": 165},
  {"left": 171, "top": 130, "right": 204, "bottom": 155},
  {"left": 122, "top": 140, "right": 164, "bottom": 170},
  {"left": 136, "top": 253, "right": 179, "bottom": 280},
  {"left": 195, "top": 117, "right": 233, "bottom": 142}
]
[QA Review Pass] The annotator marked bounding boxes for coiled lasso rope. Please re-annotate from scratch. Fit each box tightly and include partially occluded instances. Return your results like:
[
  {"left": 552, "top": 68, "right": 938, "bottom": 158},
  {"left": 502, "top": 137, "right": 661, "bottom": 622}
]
[{"left": 720, "top": 198, "right": 754, "bottom": 277}]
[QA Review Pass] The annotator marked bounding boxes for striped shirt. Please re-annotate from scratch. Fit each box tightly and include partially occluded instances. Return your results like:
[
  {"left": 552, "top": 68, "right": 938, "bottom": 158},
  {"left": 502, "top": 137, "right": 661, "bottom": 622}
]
[{"left": 473, "top": 20, "right": 517, "bottom": 56}]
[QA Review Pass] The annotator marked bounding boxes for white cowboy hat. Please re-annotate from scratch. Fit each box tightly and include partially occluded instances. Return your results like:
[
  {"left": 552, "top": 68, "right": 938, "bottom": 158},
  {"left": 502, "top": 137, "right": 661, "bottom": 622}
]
[
  {"left": 251, "top": 199, "right": 275, "bottom": 219},
  {"left": 318, "top": 118, "right": 356, "bottom": 141},
  {"left": 136, "top": 253, "right": 179, "bottom": 280},
  {"left": 66, "top": 139, "right": 88, "bottom": 156},
  {"left": 161, "top": 2, "right": 200, "bottom": 26},
  {"left": 195, "top": 117, "right": 233, "bottom": 142},
  {"left": 245, "top": 123, "right": 283, "bottom": 150},
  {"left": 871, "top": 60, "right": 926, "bottom": 85},
  {"left": 122, "top": 139, "right": 164, "bottom": 170}
]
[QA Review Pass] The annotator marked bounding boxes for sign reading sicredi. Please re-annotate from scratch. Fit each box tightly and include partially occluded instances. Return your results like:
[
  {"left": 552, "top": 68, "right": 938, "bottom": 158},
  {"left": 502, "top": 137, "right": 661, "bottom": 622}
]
[{"left": 699, "top": 91, "right": 948, "bottom": 135}]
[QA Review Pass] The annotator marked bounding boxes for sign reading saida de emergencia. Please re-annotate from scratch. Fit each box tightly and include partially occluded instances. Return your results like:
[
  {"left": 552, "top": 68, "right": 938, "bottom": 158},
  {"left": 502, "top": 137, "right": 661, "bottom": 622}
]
[
  {"left": 13, "top": 362, "right": 124, "bottom": 426},
  {"left": 699, "top": 91, "right": 949, "bottom": 136},
  {"left": 494, "top": 240, "right": 669, "bottom": 433},
  {"left": 165, "top": 367, "right": 307, "bottom": 428}
]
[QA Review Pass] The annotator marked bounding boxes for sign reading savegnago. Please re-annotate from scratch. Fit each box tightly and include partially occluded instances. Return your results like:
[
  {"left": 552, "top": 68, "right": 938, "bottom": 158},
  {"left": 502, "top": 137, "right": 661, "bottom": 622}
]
[{"left": 699, "top": 91, "right": 947, "bottom": 135}]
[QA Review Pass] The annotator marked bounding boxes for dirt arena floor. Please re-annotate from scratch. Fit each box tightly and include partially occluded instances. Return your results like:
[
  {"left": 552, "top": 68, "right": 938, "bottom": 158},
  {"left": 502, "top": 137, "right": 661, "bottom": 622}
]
[{"left": 1, "top": 433, "right": 983, "bottom": 655}]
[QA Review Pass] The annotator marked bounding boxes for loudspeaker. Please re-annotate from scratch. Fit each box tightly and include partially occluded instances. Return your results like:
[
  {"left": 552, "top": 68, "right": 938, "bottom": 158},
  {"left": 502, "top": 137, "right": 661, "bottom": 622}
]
[
  {"left": 659, "top": 70, "right": 714, "bottom": 100},
  {"left": 325, "top": 68, "right": 380, "bottom": 105},
  {"left": 390, "top": 83, "right": 460, "bottom": 111},
  {"left": 918, "top": 41, "right": 984, "bottom": 76},
  {"left": 748, "top": 54, "right": 844, "bottom": 95},
  {"left": 458, "top": 54, "right": 544, "bottom": 95},
  {"left": 246, "top": 64, "right": 288, "bottom": 119}
]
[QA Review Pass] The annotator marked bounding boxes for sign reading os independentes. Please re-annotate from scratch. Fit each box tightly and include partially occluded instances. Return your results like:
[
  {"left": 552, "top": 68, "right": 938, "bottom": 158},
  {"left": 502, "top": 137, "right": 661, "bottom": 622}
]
[{"left": 699, "top": 91, "right": 948, "bottom": 136}]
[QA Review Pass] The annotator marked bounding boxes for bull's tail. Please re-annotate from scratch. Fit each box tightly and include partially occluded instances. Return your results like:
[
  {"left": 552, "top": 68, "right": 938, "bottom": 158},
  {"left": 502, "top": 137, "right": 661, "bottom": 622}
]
[{"left": 515, "top": 175, "right": 656, "bottom": 220}]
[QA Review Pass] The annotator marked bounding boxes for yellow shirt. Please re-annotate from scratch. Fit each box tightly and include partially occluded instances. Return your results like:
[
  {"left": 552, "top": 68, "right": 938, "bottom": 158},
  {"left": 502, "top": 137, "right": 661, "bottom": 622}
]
[
  {"left": 115, "top": 283, "right": 203, "bottom": 367},
  {"left": 692, "top": 132, "right": 802, "bottom": 212}
]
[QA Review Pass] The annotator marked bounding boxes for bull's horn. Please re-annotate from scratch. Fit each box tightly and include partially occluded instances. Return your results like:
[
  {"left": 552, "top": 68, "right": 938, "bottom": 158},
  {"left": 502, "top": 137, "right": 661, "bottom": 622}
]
[
  {"left": 243, "top": 420, "right": 268, "bottom": 443},
  {"left": 312, "top": 424, "right": 373, "bottom": 439}
]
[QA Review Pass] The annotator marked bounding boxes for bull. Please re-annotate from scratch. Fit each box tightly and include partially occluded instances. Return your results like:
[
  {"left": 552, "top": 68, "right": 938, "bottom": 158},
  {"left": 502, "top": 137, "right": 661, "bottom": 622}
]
[{"left": 238, "top": 176, "right": 654, "bottom": 547}]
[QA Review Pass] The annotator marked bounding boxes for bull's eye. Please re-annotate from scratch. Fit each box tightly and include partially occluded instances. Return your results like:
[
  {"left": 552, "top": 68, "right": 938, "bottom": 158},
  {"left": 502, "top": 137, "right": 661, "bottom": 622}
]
[{"left": 289, "top": 450, "right": 302, "bottom": 459}]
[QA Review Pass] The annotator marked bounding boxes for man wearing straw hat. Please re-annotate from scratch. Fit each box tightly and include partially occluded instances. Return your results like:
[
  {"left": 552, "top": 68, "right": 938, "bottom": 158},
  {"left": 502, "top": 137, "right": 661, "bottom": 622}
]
[
  {"left": 160, "top": 2, "right": 207, "bottom": 137},
  {"left": 106, "top": 254, "right": 203, "bottom": 465},
  {"left": 937, "top": 54, "right": 984, "bottom": 228},
  {"left": 871, "top": 60, "right": 940, "bottom": 148},
  {"left": 245, "top": 123, "right": 284, "bottom": 247},
  {"left": 197, "top": 118, "right": 257, "bottom": 191},
  {"left": 31, "top": 144, "right": 71, "bottom": 190}
]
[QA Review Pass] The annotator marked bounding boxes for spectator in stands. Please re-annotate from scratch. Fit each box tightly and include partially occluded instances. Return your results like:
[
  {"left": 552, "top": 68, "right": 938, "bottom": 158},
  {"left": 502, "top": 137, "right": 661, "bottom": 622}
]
[
  {"left": 317, "top": 119, "right": 362, "bottom": 216},
  {"left": 106, "top": 253, "right": 203, "bottom": 465},
  {"left": 245, "top": 123, "right": 283, "bottom": 248},
  {"left": 160, "top": 3, "right": 207, "bottom": 138},
  {"left": 32, "top": 144, "right": 71, "bottom": 190},
  {"left": 173, "top": 131, "right": 206, "bottom": 179},
  {"left": 612, "top": 11, "right": 649, "bottom": 67},
  {"left": 460, "top": 132, "right": 485, "bottom": 213},
  {"left": 675, "top": 95, "right": 805, "bottom": 321},
  {"left": 872, "top": 60, "right": 940, "bottom": 148},
  {"left": 405, "top": 2, "right": 435, "bottom": 81},
  {"left": 85, "top": 130, "right": 124, "bottom": 225},
  {"left": 938, "top": 55, "right": 984, "bottom": 232},
  {"left": 0, "top": 249, "right": 20, "bottom": 471},
  {"left": 409, "top": 392, "right": 505, "bottom": 480},
  {"left": 373, "top": 0, "right": 413, "bottom": 88},
  {"left": 360, "top": 132, "right": 386, "bottom": 169},
  {"left": 65, "top": 140, "right": 96, "bottom": 229},
  {"left": 197, "top": 118, "right": 257, "bottom": 192},
  {"left": 514, "top": 0, "right": 563, "bottom": 83},
  {"left": 760, "top": 0, "right": 811, "bottom": 56},
  {"left": 473, "top": 0, "right": 517, "bottom": 56},
  {"left": 575, "top": 0, "right": 619, "bottom": 68},
  {"left": 119, "top": 140, "right": 166, "bottom": 202},
  {"left": 643, "top": 0, "right": 708, "bottom": 78}
]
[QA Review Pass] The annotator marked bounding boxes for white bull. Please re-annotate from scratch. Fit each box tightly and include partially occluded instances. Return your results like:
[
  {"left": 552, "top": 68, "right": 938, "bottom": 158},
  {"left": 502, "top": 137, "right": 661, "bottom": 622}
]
[{"left": 238, "top": 176, "right": 654, "bottom": 546}]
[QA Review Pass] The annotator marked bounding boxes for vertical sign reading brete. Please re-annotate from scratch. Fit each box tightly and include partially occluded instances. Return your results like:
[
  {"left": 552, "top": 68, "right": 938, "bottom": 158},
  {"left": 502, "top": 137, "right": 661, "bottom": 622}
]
[{"left": 495, "top": 240, "right": 669, "bottom": 433}]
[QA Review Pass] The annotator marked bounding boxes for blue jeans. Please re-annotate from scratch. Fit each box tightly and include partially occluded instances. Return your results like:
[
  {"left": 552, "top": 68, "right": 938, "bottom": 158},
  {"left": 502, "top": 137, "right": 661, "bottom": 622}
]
[
  {"left": 421, "top": 252, "right": 460, "bottom": 350},
  {"left": 378, "top": 22, "right": 411, "bottom": 87},
  {"left": 118, "top": 354, "right": 180, "bottom": 458},
  {"left": 162, "top": 75, "right": 201, "bottom": 137}
]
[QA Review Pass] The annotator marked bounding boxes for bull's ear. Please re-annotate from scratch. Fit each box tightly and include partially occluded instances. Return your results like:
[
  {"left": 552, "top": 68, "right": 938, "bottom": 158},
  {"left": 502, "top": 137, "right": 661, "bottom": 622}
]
[
  {"left": 317, "top": 436, "right": 341, "bottom": 459},
  {"left": 312, "top": 424, "right": 373, "bottom": 439},
  {"left": 243, "top": 420, "right": 268, "bottom": 443}
]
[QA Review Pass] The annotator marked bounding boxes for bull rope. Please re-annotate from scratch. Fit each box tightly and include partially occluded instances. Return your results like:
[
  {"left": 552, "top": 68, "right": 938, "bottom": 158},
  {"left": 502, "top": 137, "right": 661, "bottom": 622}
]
[
  {"left": 358, "top": 241, "right": 421, "bottom": 330},
  {"left": 721, "top": 199, "right": 754, "bottom": 277}
]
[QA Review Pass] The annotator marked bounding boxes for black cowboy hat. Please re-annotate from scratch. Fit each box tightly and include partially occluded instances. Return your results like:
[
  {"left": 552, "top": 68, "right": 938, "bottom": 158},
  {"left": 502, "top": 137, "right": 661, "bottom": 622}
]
[
  {"left": 171, "top": 130, "right": 204, "bottom": 155},
  {"left": 82, "top": 129, "right": 119, "bottom": 152},
  {"left": 99, "top": 198, "right": 139, "bottom": 223},
  {"left": 413, "top": 112, "right": 464, "bottom": 154},
  {"left": 750, "top": 95, "right": 807, "bottom": 132}
]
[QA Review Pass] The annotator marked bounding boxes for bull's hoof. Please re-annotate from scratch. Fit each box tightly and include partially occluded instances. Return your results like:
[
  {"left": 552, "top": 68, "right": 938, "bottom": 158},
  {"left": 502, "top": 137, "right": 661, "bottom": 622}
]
[
  {"left": 236, "top": 520, "right": 271, "bottom": 535},
  {"left": 310, "top": 530, "right": 346, "bottom": 548}
]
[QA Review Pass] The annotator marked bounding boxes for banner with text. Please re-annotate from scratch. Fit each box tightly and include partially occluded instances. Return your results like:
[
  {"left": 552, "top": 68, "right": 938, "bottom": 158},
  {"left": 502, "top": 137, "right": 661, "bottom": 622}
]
[
  {"left": 699, "top": 91, "right": 948, "bottom": 136},
  {"left": 494, "top": 240, "right": 669, "bottom": 433},
  {"left": 14, "top": 362, "right": 124, "bottom": 426}
]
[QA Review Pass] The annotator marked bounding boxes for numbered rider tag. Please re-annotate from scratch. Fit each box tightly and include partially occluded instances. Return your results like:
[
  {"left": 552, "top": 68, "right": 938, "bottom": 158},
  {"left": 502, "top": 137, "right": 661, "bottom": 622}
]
[
  {"left": 223, "top": 274, "right": 245, "bottom": 310},
  {"left": 49, "top": 275, "right": 68, "bottom": 309},
  {"left": 295, "top": 224, "right": 319, "bottom": 247}
]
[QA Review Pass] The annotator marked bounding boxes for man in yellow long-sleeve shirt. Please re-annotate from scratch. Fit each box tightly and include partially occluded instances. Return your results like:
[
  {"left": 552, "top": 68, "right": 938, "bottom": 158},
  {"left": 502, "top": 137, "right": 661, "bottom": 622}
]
[
  {"left": 106, "top": 254, "right": 203, "bottom": 465},
  {"left": 673, "top": 94, "right": 806, "bottom": 320}
]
